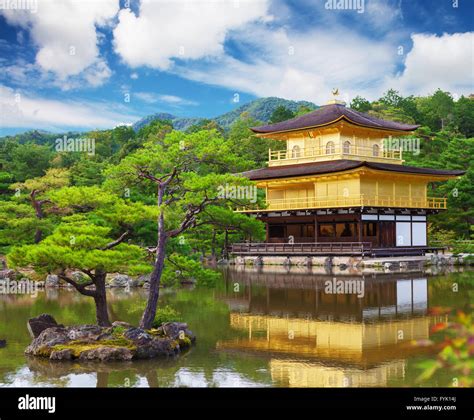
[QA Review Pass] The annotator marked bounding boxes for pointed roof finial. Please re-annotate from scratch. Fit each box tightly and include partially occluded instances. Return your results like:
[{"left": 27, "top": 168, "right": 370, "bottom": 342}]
[{"left": 327, "top": 88, "right": 346, "bottom": 106}]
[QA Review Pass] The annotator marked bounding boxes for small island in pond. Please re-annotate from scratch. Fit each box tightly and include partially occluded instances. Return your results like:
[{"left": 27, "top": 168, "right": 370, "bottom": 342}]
[{"left": 26, "top": 314, "right": 195, "bottom": 362}]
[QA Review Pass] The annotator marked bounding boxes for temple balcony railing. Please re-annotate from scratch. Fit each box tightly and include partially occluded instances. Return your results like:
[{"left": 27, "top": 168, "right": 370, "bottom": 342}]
[
  {"left": 268, "top": 145, "right": 403, "bottom": 166},
  {"left": 230, "top": 241, "right": 373, "bottom": 256},
  {"left": 236, "top": 194, "right": 447, "bottom": 212}
]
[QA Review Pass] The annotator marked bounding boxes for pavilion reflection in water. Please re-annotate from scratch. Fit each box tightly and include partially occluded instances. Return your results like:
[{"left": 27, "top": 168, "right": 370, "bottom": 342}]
[{"left": 217, "top": 267, "right": 444, "bottom": 387}]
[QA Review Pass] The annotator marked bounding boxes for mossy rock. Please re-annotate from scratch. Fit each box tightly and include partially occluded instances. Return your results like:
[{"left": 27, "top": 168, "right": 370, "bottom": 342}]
[
  {"left": 52, "top": 337, "right": 137, "bottom": 358},
  {"left": 178, "top": 336, "right": 192, "bottom": 349},
  {"left": 26, "top": 316, "right": 196, "bottom": 362},
  {"left": 35, "top": 345, "right": 53, "bottom": 358}
]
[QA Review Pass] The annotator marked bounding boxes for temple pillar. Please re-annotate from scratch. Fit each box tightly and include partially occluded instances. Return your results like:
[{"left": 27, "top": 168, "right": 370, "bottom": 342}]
[{"left": 358, "top": 213, "right": 362, "bottom": 243}]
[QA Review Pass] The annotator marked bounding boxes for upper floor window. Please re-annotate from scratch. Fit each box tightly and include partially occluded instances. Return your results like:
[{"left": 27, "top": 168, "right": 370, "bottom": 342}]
[
  {"left": 326, "top": 141, "right": 335, "bottom": 155},
  {"left": 291, "top": 145, "right": 301, "bottom": 158},
  {"left": 372, "top": 144, "right": 380, "bottom": 157},
  {"left": 343, "top": 140, "right": 351, "bottom": 154}
]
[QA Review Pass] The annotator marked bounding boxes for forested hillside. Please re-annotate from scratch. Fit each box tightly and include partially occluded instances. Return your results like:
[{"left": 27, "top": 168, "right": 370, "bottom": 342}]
[
  {"left": 350, "top": 89, "right": 474, "bottom": 242},
  {"left": 132, "top": 96, "right": 317, "bottom": 132},
  {"left": 0, "top": 89, "right": 473, "bottom": 275}
]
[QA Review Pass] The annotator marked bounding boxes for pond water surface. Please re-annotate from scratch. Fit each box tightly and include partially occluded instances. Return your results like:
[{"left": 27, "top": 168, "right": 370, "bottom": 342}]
[{"left": 0, "top": 266, "right": 472, "bottom": 387}]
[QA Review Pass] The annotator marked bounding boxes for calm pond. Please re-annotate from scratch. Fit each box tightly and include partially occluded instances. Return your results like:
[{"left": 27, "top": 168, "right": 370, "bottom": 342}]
[{"left": 0, "top": 266, "right": 472, "bottom": 387}]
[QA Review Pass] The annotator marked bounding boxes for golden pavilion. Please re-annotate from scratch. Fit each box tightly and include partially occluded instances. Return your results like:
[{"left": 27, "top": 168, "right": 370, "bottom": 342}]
[{"left": 234, "top": 97, "right": 464, "bottom": 257}]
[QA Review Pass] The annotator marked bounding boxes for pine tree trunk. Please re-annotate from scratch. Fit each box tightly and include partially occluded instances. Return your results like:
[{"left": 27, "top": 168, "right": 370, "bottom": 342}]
[
  {"left": 93, "top": 271, "right": 111, "bottom": 327},
  {"left": 140, "top": 184, "right": 167, "bottom": 330},
  {"left": 139, "top": 226, "right": 166, "bottom": 329},
  {"left": 223, "top": 229, "right": 229, "bottom": 259},
  {"left": 31, "top": 193, "right": 43, "bottom": 244},
  {"left": 34, "top": 229, "right": 43, "bottom": 244}
]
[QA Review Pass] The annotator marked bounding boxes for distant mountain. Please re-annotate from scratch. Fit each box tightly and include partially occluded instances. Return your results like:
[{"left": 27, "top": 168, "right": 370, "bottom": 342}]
[
  {"left": 215, "top": 97, "right": 317, "bottom": 128},
  {"left": 1, "top": 97, "right": 318, "bottom": 141},
  {"left": 132, "top": 97, "right": 318, "bottom": 132},
  {"left": 132, "top": 113, "right": 204, "bottom": 132}
]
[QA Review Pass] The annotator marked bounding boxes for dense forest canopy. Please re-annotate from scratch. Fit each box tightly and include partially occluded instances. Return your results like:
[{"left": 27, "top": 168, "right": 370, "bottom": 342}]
[{"left": 1, "top": 89, "right": 473, "bottom": 265}]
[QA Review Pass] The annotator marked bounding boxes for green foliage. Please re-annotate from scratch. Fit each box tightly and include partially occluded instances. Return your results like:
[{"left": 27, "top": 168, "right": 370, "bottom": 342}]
[
  {"left": 163, "top": 254, "right": 221, "bottom": 287},
  {"left": 152, "top": 305, "right": 182, "bottom": 328},
  {"left": 0, "top": 171, "right": 13, "bottom": 197},
  {"left": 70, "top": 159, "right": 105, "bottom": 186},
  {"left": 427, "top": 227, "right": 458, "bottom": 247},
  {"left": 6, "top": 187, "right": 154, "bottom": 277},
  {"left": 181, "top": 206, "right": 265, "bottom": 257},
  {"left": 379, "top": 88, "right": 404, "bottom": 107},
  {"left": 47, "top": 186, "right": 157, "bottom": 230},
  {"left": 104, "top": 128, "right": 258, "bottom": 206},
  {"left": 0, "top": 169, "right": 70, "bottom": 250},
  {"left": 0, "top": 142, "right": 53, "bottom": 182},
  {"left": 404, "top": 135, "right": 474, "bottom": 238},
  {"left": 295, "top": 105, "right": 313, "bottom": 116},
  {"left": 453, "top": 96, "right": 474, "bottom": 137},
  {"left": 353, "top": 90, "right": 474, "bottom": 239},
  {"left": 7, "top": 218, "right": 149, "bottom": 276},
  {"left": 111, "top": 325, "right": 127, "bottom": 336},
  {"left": 415, "top": 308, "right": 474, "bottom": 387},
  {"left": 52, "top": 337, "right": 137, "bottom": 357},
  {"left": 269, "top": 105, "right": 295, "bottom": 124},
  {"left": 350, "top": 96, "right": 371, "bottom": 112},
  {"left": 453, "top": 243, "right": 474, "bottom": 254},
  {"left": 186, "top": 119, "right": 224, "bottom": 135},
  {"left": 0, "top": 201, "right": 48, "bottom": 254},
  {"left": 215, "top": 97, "right": 315, "bottom": 129},
  {"left": 0, "top": 90, "right": 472, "bottom": 305},
  {"left": 416, "top": 89, "right": 455, "bottom": 131},
  {"left": 11, "top": 167, "right": 70, "bottom": 194},
  {"left": 136, "top": 119, "right": 173, "bottom": 143},
  {"left": 227, "top": 113, "right": 283, "bottom": 168}
]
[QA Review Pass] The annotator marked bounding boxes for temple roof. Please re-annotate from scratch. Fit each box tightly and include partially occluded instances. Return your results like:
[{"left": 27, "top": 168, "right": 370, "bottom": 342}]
[
  {"left": 240, "top": 160, "right": 465, "bottom": 181},
  {"left": 251, "top": 103, "right": 420, "bottom": 134}
]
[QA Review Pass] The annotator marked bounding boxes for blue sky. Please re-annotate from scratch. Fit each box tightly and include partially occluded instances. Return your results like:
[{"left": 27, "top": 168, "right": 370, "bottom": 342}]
[{"left": 0, "top": 0, "right": 472, "bottom": 135}]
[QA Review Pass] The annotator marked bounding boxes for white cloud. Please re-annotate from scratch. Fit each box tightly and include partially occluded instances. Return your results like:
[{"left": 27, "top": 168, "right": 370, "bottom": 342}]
[
  {"left": 1, "top": 0, "right": 471, "bottom": 114},
  {"left": 176, "top": 25, "right": 397, "bottom": 103},
  {"left": 173, "top": 26, "right": 474, "bottom": 104},
  {"left": 0, "top": 0, "right": 119, "bottom": 87},
  {"left": 111, "top": 1, "right": 472, "bottom": 104},
  {"left": 0, "top": 58, "right": 113, "bottom": 91},
  {"left": 387, "top": 32, "right": 474, "bottom": 97},
  {"left": 134, "top": 91, "right": 198, "bottom": 106},
  {"left": 365, "top": 0, "right": 403, "bottom": 30},
  {"left": 0, "top": 85, "right": 139, "bottom": 132},
  {"left": 134, "top": 92, "right": 157, "bottom": 103},
  {"left": 113, "top": 0, "right": 271, "bottom": 69}
]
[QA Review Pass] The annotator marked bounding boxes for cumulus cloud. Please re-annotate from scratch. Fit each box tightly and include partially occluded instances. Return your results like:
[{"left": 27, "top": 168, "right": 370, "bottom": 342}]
[
  {"left": 1, "top": 0, "right": 471, "bottom": 123},
  {"left": 113, "top": 0, "right": 271, "bottom": 69},
  {"left": 173, "top": 27, "right": 474, "bottom": 103},
  {"left": 0, "top": 0, "right": 119, "bottom": 87},
  {"left": 365, "top": 0, "right": 404, "bottom": 31},
  {"left": 176, "top": 25, "right": 397, "bottom": 103},
  {"left": 387, "top": 32, "right": 474, "bottom": 97},
  {"left": 0, "top": 85, "right": 139, "bottom": 132}
]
